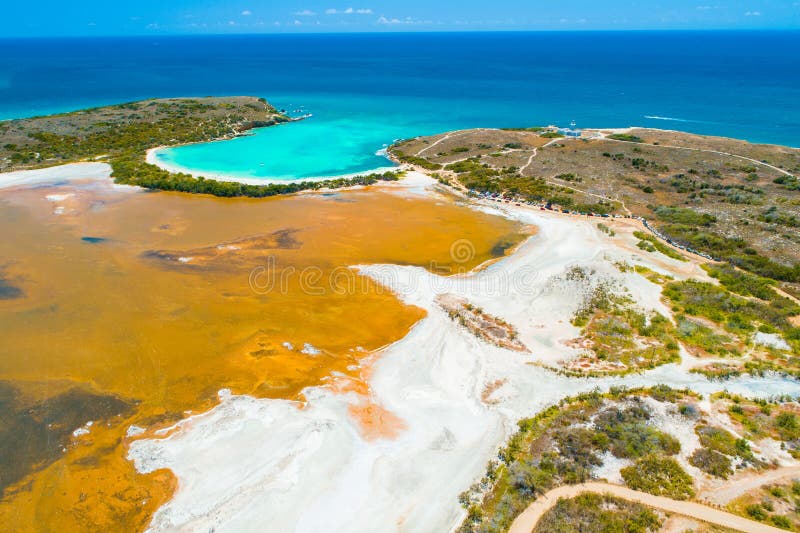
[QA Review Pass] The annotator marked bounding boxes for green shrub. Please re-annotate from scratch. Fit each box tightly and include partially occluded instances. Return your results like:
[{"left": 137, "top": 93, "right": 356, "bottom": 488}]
[
  {"left": 654, "top": 206, "right": 716, "bottom": 226},
  {"left": 621, "top": 455, "right": 695, "bottom": 500},
  {"left": 556, "top": 173, "right": 582, "bottom": 183},
  {"left": 689, "top": 448, "right": 733, "bottom": 478},
  {"left": 657, "top": 224, "right": 800, "bottom": 283},
  {"left": 540, "top": 132, "right": 564, "bottom": 139},
  {"left": 703, "top": 263, "right": 777, "bottom": 300},
  {"left": 664, "top": 279, "right": 800, "bottom": 342},
  {"left": 597, "top": 223, "right": 615, "bottom": 236},
  {"left": 746, "top": 503, "right": 768, "bottom": 521},
  {"left": 533, "top": 493, "right": 662, "bottom": 533},
  {"left": 392, "top": 150, "right": 442, "bottom": 170},
  {"left": 633, "top": 231, "right": 687, "bottom": 261},
  {"left": 771, "top": 515, "right": 793, "bottom": 530},
  {"left": 676, "top": 316, "right": 734, "bottom": 355},
  {"left": 696, "top": 425, "right": 752, "bottom": 460},
  {"left": 112, "top": 157, "right": 401, "bottom": 198},
  {"left": 775, "top": 412, "right": 800, "bottom": 441},
  {"left": 595, "top": 406, "right": 680, "bottom": 458},
  {"left": 608, "top": 133, "right": 644, "bottom": 143}
]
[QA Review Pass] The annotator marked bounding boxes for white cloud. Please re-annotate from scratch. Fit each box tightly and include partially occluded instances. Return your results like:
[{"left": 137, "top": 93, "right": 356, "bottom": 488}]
[
  {"left": 241, "top": 10, "right": 252, "bottom": 16},
  {"left": 745, "top": 10, "right": 761, "bottom": 16},
  {"left": 326, "top": 7, "right": 373, "bottom": 15},
  {"left": 377, "top": 15, "right": 418, "bottom": 24},
  {"left": 294, "top": 19, "right": 303, "bottom": 25},
  {"left": 293, "top": 9, "right": 316, "bottom": 16}
]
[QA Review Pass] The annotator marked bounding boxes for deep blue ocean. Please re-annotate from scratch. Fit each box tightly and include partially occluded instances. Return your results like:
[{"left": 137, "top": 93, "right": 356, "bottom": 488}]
[{"left": 1, "top": 31, "right": 798, "bottom": 179}]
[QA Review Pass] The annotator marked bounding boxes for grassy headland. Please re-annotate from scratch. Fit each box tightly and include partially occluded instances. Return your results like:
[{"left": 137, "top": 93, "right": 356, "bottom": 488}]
[
  {"left": 390, "top": 127, "right": 800, "bottom": 291},
  {"left": 0, "top": 96, "right": 401, "bottom": 196}
]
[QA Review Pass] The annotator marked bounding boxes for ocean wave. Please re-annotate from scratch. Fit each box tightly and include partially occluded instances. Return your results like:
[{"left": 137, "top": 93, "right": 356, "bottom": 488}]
[
  {"left": 644, "top": 115, "right": 693, "bottom": 122},
  {"left": 643, "top": 115, "right": 726, "bottom": 126}
]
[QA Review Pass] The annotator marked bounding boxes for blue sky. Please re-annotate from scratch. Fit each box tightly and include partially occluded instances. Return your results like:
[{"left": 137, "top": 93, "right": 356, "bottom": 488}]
[{"left": 3, "top": 0, "right": 799, "bottom": 36}]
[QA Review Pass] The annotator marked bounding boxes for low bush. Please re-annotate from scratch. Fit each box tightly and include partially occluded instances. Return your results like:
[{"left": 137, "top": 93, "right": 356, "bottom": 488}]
[
  {"left": 620, "top": 455, "right": 695, "bottom": 500},
  {"left": 689, "top": 448, "right": 733, "bottom": 478},
  {"left": 534, "top": 493, "right": 662, "bottom": 533}
]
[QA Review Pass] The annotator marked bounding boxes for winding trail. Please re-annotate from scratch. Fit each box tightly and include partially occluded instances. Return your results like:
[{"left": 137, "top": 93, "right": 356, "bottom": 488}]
[
  {"left": 701, "top": 465, "right": 800, "bottom": 506},
  {"left": 541, "top": 177, "right": 631, "bottom": 216},
  {"left": 415, "top": 128, "right": 498, "bottom": 157},
  {"left": 416, "top": 132, "right": 458, "bottom": 156},
  {"left": 508, "top": 482, "right": 787, "bottom": 533},
  {"left": 512, "top": 140, "right": 632, "bottom": 215},
  {"left": 518, "top": 148, "right": 538, "bottom": 174}
]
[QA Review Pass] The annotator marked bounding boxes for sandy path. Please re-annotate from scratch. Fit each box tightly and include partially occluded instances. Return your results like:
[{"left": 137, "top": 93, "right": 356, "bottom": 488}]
[
  {"left": 508, "top": 482, "right": 787, "bottom": 533},
  {"left": 415, "top": 128, "right": 498, "bottom": 157},
  {"left": 416, "top": 132, "right": 458, "bottom": 156},
  {"left": 519, "top": 149, "right": 538, "bottom": 174},
  {"left": 701, "top": 466, "right": 800, "bottom": 506}
]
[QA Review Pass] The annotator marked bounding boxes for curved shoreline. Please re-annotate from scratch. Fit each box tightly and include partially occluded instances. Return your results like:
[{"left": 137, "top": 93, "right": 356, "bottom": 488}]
[{"left": 145, "top": 145, "right": 400, "bottom": 186}]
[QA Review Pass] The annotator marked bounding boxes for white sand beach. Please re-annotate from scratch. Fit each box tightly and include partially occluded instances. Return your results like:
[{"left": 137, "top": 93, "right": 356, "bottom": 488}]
[{"left": 127, "top": 174, "right": 800, "bottom": 533}]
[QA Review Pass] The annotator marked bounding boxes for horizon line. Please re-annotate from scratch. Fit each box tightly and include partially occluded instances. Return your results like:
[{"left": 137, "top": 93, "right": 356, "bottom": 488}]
[{"left": 2, "top": 27, "right": 800, "bottom": 40}]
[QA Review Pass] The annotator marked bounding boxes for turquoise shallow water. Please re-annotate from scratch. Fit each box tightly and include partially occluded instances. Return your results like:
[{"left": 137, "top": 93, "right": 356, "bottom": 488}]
[
  {"left": 155, "top": 90, "right": 522, "bottom": 180},
  {"left": 155, "top": 96, "right": 406, "bottom": 180},
  {"left": 155, "top": 88, "right": 537, "bottom": 180},
  {"left": 2, "top": 32, "right": 799, "bottom": 180}
]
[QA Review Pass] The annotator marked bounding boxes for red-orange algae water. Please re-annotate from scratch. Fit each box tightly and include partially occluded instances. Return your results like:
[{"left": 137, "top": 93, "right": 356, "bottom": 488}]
[{"left": 0, "top": 181, "right": 526, "bottom": 531}]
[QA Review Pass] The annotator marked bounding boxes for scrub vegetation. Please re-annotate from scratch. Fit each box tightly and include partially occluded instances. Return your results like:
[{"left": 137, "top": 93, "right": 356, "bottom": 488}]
[
  {"left": 633, "top": 231, "right": 687, "bottom": 261},
  {"left": 712, "top": 392, "right": 800, "bottom": 459},
  {"left": 459, "top": 385, "right": 796, "bottom": 532},
  {"left": 457, "top": 387, "right": 698, "bottom": 532},
  {"left": 728, "top": 479, "right": 800, "bottom": 530},
  {"left": 533, "top": 493, "right": 662, "bottom": 533},
  {"left": 557, "top": 269, "right": 679, "bottom": 375},
  {"left": 657, "top": 272, "right": 800, "bottom": 377}
]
